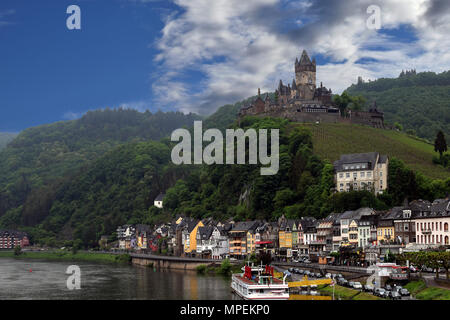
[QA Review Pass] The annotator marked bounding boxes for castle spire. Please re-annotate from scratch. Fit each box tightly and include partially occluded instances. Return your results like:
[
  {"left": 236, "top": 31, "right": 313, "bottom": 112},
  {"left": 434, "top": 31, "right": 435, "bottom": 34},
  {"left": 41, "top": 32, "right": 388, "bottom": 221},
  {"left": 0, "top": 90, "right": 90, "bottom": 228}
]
[
  {"left": 299, "top": 50, "right": 312, "bottom": 65},
  {"left": 258, "top": 88, "right": 261, "bottom": 97}
]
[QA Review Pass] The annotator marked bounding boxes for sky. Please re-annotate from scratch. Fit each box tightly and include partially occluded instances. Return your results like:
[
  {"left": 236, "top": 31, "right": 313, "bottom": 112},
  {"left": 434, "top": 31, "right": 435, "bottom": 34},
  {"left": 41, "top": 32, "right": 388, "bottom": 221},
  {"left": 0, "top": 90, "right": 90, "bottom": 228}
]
[{"left": 1, "top": 0, "right": 450, "bottom": 132}]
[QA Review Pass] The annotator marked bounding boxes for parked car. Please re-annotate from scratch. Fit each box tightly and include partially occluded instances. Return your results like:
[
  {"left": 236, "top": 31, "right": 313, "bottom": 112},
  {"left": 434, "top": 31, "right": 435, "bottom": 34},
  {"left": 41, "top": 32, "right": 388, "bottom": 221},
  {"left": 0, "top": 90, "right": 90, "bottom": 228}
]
[
  {"left": 341, "top": 279, "right": 349, "bottom": 287},
  {"left": 315, "top": 273, "right": 321, "bottom": 278},
  {"left": 390, "top": 291, "right": 401, "bottom": 300},
  {"left": 294, "top": 268, "right": 300, "bottom": 274},
  {"left": 363, "top": 284, "right": 374, "bottom": 292},
  {"left": 353, "top": 282, "right": 363, "bottom": 290},
  {"left": 304, "top": 260, "right": 311, "bottom": 264},
  {"left": 374, "top": 288, "right": 386, "bottom": 297},
  {"left": 348, "top": 281, "right": 355, "bottom": 288},
  {"left": 325, "top": 273, "right": 332, "bottom": 278},
  {"left": 336, "top": 274, "right": 343, "bottom": 278},
  {"left": 385, "top": 284, "right": 393, "bottom": 291},
  {"left": 288, "top": 268, "right": 295, "bottom": 273},
  {"left": 400, "top": 288, "right": 410, "bottom": 296},
  {"left": 304, "top": 270, "right": 311, "bottom": 276},
  {"left": 382, "top": 290, "right": 391, "bottom": 298},
  {"left": 409, "top": 266, "right": 417, "bottom": 273},
  {"left": 392, "top": 285, "right": 402, "bottom": 292}
]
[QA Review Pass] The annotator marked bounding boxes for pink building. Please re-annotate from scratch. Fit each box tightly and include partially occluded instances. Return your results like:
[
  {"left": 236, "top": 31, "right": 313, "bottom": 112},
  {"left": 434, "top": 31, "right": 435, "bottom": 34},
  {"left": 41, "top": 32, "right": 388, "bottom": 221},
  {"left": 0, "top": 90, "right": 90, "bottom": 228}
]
[{"left": 414, "top": 199, "right": 450, "bottom": 246}]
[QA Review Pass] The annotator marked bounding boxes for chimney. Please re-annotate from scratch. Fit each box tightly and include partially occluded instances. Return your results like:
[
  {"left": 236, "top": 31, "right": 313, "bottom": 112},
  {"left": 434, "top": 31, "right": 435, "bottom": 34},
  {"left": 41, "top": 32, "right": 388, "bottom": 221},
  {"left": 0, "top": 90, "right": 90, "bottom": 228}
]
[{"left": 258, "top": 88, "right": 261, "bottom": 97}]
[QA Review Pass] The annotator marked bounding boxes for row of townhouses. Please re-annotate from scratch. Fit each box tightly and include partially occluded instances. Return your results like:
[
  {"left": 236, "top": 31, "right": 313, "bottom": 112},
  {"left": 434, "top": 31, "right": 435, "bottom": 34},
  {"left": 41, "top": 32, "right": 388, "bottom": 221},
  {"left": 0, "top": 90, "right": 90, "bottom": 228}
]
[
  {"left": 0, "top": 230, "right": 30, "bottom": 249},
  {"left": 116, "top": 198, "right": 450, "bottom": 263}
]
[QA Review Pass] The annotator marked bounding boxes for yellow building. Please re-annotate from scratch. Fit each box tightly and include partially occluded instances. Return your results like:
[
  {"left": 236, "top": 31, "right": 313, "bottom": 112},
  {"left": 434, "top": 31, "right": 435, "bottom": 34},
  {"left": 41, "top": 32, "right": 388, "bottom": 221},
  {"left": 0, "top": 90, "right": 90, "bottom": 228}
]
[
  {"left": 176, "top": 216, "right": 184, "bottom": 225},
  {"left": 377, "top": 219, "right": 395, "bottom": 244},
  {"left": 348, "top": 220, "right": 359, "bottom": 245},
  {"left": 279, "top": 229, "right": 293, "bottom": 249},
  {"left": 246, "top": 231, "right": 256, "bottom": 254},
  {"left": 184, "top": 220, "right": 204, "bottom": 254}
]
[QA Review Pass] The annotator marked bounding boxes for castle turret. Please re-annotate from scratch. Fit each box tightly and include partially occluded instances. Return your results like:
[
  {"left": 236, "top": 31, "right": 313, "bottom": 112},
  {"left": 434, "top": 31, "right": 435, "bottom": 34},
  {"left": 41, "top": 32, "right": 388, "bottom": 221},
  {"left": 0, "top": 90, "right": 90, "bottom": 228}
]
[{"left": 295, "top": 50, "right": 316, "bottom": 100}]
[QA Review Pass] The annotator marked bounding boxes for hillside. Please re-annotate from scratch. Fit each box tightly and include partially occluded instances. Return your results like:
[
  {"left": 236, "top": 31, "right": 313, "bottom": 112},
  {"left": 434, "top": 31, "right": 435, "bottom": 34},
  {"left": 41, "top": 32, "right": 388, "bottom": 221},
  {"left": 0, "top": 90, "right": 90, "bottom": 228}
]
[
  {"left": 346, "top": 71, "right": 450, "bottom": 141},
  {"left": 34, "top": 140, "right": 188, "bottom": 247},
  {"left": 0, "top": 109, "right": 201, "bottom": 226},
  {"left": 2, "top": 114, "right": 449, "bottom": 247},
  {"left": 303, "top": 123, "right": 449, "bottom": 180},
  {"left": 0, "top": 132, "right": 18, "bottom": 150}
]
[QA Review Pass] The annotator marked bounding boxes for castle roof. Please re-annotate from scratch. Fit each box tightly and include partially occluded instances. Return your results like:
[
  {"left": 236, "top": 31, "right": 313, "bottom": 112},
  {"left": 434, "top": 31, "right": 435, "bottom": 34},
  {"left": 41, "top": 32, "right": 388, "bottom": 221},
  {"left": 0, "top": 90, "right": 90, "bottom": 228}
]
[{"left": 298, "top": 50, "right": 314, "bottom": 66}]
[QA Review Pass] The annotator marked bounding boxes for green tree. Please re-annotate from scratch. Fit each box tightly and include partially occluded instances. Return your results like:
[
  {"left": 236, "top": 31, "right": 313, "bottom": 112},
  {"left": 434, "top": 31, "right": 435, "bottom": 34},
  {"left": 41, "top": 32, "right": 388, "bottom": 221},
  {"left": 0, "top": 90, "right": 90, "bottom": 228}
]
[
  {"left": 434, "top": 130, "right": 448, "bottom": 158},
  {"left": 333, "top": 91, "right": 352, "bottom": 117},
  {"left": 394, "top": 122, "right": 403, "bottom": 131},
  {"left": 14, "top": 245, "right": 22, "bottom": 256}
]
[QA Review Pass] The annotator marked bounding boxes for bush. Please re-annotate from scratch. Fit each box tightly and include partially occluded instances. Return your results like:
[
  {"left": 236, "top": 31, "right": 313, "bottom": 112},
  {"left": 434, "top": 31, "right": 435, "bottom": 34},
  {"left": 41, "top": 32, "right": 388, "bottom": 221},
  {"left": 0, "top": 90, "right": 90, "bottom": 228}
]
[
  {"left": 14, "top": 245, "right": 22, "bottom": 256},
  {"left": 218, "top": 259, "right": 232, "bottom": 276},
  {"left": 196, "top": 264, "right": 207, "bottom": 274}
]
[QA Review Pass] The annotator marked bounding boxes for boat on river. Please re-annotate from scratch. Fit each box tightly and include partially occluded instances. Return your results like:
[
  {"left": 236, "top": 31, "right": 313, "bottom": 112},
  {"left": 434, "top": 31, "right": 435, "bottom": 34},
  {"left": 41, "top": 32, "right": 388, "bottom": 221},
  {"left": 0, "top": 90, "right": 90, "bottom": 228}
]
[{"left": 231, "top": 263, "right": 289, "bottom": 300}]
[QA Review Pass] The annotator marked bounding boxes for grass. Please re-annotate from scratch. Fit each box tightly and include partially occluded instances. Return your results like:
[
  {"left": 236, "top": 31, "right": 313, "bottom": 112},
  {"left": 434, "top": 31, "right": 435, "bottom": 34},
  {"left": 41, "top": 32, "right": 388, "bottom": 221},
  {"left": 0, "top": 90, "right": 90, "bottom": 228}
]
[
  {"left": 0, "top": 250, "right": 131, "bottom": 264},
  {"left": 298, "top": 123, "right": 450, "bottom": 180},
  {"left": 319, "top": 284, "right": 385, "bottom": 300},
  {"left": 404, "top": 280, "right": 450, "bottom": 300},
  {"left": 404, "top": 279, "right": 427, "bottom": 295}
]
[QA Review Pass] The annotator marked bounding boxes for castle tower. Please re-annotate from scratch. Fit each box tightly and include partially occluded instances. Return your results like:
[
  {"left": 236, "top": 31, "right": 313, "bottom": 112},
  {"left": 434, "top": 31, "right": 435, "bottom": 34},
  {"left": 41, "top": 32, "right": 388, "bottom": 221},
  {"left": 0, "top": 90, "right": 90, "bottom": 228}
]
[{"left": 295, "top": 50, "right": 316, "bottom": 100}]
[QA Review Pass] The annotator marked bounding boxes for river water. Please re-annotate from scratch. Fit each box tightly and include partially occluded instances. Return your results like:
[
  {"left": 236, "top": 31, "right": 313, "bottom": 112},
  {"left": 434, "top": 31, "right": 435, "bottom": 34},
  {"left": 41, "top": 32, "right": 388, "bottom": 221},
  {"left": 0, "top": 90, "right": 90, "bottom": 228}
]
[{"left": 0, "top": 258, "right": 232, "bottom": 300}]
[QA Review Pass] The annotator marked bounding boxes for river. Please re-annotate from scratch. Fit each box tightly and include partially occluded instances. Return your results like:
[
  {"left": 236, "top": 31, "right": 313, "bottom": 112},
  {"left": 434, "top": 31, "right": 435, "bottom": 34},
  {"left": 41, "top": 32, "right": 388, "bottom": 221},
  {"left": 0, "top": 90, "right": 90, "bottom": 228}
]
[{"left": 0, "top": 258, "right": 232, "bottom": 300}]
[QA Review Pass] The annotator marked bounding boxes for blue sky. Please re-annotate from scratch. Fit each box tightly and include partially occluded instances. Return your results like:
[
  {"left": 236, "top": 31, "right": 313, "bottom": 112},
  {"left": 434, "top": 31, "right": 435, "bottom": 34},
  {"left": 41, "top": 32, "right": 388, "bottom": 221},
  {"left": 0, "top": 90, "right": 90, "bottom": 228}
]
[{"left": 1, "top": 0, "right": 450, "bottom": 132}]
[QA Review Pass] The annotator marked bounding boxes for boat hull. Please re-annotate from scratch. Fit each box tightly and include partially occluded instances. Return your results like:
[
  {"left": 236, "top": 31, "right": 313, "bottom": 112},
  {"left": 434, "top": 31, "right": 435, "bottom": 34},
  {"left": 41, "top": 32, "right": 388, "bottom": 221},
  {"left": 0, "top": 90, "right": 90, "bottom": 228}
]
[{"left": 231, "top": 273, "right": 289, "bottom": 300}]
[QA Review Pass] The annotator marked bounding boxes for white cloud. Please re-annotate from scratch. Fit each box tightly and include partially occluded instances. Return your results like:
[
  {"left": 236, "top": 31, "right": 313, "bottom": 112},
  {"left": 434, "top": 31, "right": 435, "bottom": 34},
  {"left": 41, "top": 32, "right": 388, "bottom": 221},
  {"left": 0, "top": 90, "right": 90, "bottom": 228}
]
[{"left": 152, "top": 0, "right": 450, "bottom": 114}]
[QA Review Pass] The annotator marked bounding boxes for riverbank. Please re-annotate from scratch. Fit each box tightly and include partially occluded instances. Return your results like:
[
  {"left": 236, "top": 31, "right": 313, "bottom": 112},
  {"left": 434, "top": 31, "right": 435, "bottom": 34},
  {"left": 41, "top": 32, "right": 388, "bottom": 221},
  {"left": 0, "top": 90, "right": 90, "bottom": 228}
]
[
  {"left": 319, "top": 284, "right": 385, "bottom": 300},
  {"left": 0, "top": 250, "right": 131, "bottom": 264},
  {"left": 196, "top": 259, "right": 243, "bottom": 277},
  {"left": 405, "top": 280, "right": 450, "bottom": 300}
]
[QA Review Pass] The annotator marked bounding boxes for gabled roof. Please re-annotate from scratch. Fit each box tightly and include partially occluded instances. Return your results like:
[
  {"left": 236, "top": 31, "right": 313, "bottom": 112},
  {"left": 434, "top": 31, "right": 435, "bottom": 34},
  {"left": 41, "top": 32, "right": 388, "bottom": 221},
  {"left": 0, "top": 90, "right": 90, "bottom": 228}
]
[
  {"left": 333, "top": 152, "right": 385, "bottom": 171},
  {"left": 198, "top": 226, "right": 214, "bottom": 240},
  {"left": 339, "top": 207, "right": 374, "bottom": 222},
  {"left": 0, "top": 230, "right": 28, "bottom": 238},
  {"left": 409, "top": 199, "right": 432, "bottom": 213},
  {"left": 298, "top": 217, "right": 317, "bottom": 229},
  {"left": 231, "top": 221, "right": 260, "bottom": 232},
  {"left": 154, "top": 193, "right": 165, "bottom": 202}
]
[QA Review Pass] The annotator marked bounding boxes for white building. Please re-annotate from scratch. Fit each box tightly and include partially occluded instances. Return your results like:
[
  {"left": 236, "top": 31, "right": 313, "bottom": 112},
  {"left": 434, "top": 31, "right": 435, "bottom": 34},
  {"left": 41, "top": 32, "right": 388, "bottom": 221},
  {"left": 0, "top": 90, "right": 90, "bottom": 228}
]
[
  {"left": 154, "top": 193, "right": 165, "bottom": 208},
  {"left": 334, "top": 152, "right": 388, "bottom": 194}
]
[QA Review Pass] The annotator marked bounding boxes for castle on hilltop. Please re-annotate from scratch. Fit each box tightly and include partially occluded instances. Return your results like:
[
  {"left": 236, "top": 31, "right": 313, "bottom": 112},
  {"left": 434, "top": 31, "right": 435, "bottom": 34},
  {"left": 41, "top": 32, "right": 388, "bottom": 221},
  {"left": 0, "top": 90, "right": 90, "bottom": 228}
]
[{"left": 239, "top": 50, "right": 384, "bottom": 128}]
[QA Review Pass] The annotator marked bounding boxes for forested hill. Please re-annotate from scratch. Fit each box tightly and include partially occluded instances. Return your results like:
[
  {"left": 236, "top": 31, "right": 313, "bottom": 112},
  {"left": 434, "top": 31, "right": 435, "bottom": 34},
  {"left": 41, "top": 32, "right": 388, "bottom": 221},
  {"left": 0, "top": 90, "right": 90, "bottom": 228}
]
[
  {"left": 0, "top": 132, "right": 18, "bottom": 150},
  {"left": 346, "top": 71, "right": 450, "bottom": 141},
  {"left": 0, "top": 109, "right": 201, "bottom": 227}
]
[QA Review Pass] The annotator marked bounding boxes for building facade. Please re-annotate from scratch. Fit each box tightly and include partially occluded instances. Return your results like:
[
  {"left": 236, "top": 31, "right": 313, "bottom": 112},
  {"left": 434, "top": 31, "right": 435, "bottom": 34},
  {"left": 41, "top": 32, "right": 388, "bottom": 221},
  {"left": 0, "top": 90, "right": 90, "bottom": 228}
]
[{"left": 334, "top": 152, "right": 388, "bottom": 194}]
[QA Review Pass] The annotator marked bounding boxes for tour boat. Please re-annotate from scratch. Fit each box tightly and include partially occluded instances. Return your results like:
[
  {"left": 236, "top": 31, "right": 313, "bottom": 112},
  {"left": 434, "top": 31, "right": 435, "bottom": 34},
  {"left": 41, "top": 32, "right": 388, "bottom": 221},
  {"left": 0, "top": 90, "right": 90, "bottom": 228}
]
[{"left": 231, "top": 263, "right": 290, "bottom": 300}]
